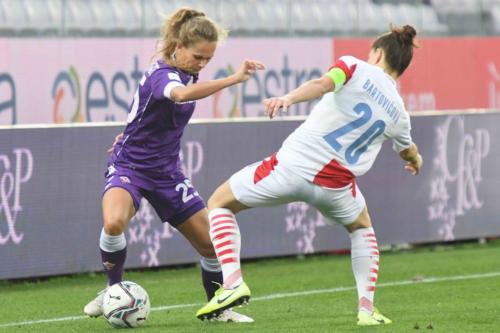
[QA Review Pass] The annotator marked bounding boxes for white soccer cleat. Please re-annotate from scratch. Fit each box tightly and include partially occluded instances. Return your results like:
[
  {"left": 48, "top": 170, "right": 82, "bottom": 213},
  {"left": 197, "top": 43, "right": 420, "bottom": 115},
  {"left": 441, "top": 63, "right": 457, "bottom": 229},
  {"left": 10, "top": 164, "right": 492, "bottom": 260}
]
[
  {"left": 83, "top": 288, "right": 107, "bottom": 317},
  {"left": 212, "top": 309, "right": 254, "bottom": 323}
]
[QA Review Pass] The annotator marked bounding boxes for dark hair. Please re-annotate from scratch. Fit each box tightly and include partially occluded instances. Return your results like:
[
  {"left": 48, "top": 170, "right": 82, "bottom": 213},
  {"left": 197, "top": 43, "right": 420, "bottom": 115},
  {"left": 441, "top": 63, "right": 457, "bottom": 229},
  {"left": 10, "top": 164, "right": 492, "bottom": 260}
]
[
  {"left": 372, "top": 24, "right": 418, "bottom": 77},
  {"left": 157, "top": 7, "right": 228, "bottom": 60}
]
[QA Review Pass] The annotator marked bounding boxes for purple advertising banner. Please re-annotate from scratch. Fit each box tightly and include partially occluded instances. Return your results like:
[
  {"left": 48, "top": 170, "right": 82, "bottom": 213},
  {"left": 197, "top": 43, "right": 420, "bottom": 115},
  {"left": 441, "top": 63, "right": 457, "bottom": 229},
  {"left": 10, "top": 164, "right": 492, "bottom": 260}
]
[{"left": 0, "top": 112, "right": 498, "bottom": 279}]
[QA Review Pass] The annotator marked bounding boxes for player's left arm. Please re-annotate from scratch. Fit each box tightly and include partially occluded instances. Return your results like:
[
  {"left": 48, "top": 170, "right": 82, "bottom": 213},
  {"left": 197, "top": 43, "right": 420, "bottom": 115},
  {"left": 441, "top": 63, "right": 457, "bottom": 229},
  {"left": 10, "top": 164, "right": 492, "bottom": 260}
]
[
  {"left": 392, "top": 113, "right": 423, "bottom": 175},
  {"left": 264, "top": 59, "right": 352, "bottom": 119},
  {"left": 400, "top": 142, "right": 423, "bottom": 175}
]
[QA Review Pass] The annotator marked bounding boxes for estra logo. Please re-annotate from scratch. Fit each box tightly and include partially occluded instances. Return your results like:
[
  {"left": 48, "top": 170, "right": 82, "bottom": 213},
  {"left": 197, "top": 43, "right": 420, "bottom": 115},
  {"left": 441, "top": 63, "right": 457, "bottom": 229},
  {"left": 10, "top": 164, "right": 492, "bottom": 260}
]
[
  {"left": 0, "top": 148, "right": 33, "bottom": 245},
  {"left": 212, "top": 64, "right": 240, "bottom": 118},
  {"left": 51, "top": 56, "right": 144, "bottom": 123},
  {"left": 52, "top": 66, "right": 84, "bottom": 124},
  {"left": 0, "top": 73, "right": 16, "bottom": 125},
  {"left": 208, "top": 55, "right": 323, "bottom": 118}
]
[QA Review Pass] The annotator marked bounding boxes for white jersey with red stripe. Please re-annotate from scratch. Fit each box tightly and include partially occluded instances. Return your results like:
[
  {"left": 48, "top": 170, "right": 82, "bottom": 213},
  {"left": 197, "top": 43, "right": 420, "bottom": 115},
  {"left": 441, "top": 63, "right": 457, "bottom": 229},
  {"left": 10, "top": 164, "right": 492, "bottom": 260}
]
[{"left": 276, "top": 55, "right": 412, "bottom": 186}]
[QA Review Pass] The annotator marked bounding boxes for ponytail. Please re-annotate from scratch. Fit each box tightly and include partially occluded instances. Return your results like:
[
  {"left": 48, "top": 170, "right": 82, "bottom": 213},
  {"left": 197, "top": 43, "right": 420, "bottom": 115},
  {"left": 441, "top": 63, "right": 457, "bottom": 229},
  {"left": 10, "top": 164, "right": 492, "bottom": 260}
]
[{"left": 157, "top": 7, "right": 227, "bottom": 61}]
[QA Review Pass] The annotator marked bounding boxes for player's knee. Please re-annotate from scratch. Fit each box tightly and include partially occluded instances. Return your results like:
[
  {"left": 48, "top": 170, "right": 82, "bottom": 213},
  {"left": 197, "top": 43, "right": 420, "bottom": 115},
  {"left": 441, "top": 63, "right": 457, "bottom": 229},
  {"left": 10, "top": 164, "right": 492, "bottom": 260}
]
[
  {"left": 346, "top": 220, "right": 372, "bottom": 232},
  {"left": 345, "top": 208, "right": 372, "bottom": 232},
  {"left": 103, "top": 223, "right": 125, "bottom": 236},
  {"left": 199, "top": 247, "right": 216, "bottom": 258},
  {"left": 207, "top": 188, "right": 229, "bottom": 210},
  {"left": 103, "top": 215, "right": 128, "bottom": 235},
  {"left": 207, "top": 195, "right": 221, "bottom": 210},
  {"left": 207, "top": 182, "right": 234, "bottom": 210},
  {"left": 197, "top": 240, "right": 216, "bottom": 257},
  {"left": 208, "top": 191, "right": 246, "bottom": 213}
]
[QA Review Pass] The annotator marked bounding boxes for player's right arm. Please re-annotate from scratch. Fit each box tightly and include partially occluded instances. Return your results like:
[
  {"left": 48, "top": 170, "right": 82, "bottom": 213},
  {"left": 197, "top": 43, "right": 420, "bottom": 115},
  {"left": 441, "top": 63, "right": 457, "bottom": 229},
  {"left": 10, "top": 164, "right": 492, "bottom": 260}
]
[
  {"left": 264, "top": 57, "right": 353, "bottom": 119},
  {"left": 170, "top": 60, "right": 265, "bottom": 102},
  {"left": 263, "top": 75, "right": 334, "bottom": 118},
  {"left": 399, "top": 142, "right": 423, "bottom": 175}
]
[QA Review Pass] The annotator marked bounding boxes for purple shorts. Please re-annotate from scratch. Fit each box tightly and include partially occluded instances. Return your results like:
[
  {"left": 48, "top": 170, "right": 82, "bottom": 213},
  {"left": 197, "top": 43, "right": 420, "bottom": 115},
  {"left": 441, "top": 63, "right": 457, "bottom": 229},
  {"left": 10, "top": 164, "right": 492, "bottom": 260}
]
[{"left": 103, "top": 165, "right": 205, "bottom": 227}]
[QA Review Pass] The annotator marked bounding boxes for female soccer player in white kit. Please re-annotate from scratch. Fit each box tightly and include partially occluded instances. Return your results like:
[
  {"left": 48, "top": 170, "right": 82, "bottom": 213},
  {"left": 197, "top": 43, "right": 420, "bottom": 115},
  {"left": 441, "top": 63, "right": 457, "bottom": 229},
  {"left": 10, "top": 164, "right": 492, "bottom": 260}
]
[{"left": 196, "top": 25, "right": 423, "bottom": 326}]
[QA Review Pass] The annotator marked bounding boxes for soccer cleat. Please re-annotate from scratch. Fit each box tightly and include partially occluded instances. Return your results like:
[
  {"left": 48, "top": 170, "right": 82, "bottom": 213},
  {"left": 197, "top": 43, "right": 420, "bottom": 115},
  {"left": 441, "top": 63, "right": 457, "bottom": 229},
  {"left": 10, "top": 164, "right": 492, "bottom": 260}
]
[
  {"left": 83, "top": 288, "right": 107, "bottom": 317},
  {"left": 196, "top": 282, "right": 251, "bottom": 320},
  {"left": 357, "top": 307, "right": 392, "bottom": 326},
  {"left": 211, "top": 309, "right": 254, "bottom": 323}
]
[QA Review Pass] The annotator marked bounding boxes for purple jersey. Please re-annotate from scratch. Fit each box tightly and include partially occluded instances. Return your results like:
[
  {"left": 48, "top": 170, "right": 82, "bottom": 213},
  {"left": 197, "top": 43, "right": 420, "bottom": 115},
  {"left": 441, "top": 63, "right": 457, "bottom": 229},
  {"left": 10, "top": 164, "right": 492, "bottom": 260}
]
[{"left": 110, "top": 60, "right": 198, "bottom": 176}]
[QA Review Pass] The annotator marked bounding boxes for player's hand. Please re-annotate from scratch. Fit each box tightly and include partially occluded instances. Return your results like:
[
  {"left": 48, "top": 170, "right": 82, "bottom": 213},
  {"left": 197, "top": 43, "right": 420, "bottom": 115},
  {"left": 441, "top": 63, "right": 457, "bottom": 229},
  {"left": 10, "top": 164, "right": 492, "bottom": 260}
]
[
  {"left": 234, "top": 60, "right": 265, "bottom": 83},
  {"left": 404, "top": 153, "right": 423, "bottom": 175},
  {"left": 107, "top": 133, "right": 124, "bottom": 153},
  {"left": 263, "top": 95, "right": 292, "bottom": 119}
]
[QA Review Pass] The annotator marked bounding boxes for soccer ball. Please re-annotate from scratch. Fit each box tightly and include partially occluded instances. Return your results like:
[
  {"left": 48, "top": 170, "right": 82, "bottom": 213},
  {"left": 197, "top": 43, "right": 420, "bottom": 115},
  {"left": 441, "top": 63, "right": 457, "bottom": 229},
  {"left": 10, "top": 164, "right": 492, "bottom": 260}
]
[{"left": 102, "top": 281, "right": 150, "bottom": 328}]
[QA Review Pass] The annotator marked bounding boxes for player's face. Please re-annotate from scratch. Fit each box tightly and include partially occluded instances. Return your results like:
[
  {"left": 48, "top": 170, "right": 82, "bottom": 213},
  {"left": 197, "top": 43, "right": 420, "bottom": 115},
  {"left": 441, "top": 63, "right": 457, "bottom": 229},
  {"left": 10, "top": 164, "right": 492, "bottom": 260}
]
[{"left": 175, "top": 40, "right": 217, "bottom": 74}]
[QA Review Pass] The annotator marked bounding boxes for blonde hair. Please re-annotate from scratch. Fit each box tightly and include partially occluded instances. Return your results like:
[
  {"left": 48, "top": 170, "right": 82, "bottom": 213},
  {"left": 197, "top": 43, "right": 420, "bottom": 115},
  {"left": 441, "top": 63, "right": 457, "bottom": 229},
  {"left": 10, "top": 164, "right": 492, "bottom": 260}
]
[{"left": 157, "top": 7, "right": 228, "bottom": 61}]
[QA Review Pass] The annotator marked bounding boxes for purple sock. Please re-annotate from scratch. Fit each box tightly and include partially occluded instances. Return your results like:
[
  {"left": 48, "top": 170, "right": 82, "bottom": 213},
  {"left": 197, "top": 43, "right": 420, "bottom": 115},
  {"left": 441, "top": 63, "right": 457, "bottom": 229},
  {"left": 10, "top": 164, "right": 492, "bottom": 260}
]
[
  {"left": 201, "top": 268, "right": 223, "bottom": 300},
  {"left": 100, "top": 247, "right": 127, "bottom": 286}
]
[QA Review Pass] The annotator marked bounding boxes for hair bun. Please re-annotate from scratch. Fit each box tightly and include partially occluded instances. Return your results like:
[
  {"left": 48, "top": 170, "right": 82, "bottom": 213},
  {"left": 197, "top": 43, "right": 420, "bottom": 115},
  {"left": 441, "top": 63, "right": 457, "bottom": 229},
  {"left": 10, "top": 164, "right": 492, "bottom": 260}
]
[
  {"left": 401, "top": 25, "right": 417, "bottom": 41},
  {"left": 392, "top": 24, "right": 417, "bottom": 47}
]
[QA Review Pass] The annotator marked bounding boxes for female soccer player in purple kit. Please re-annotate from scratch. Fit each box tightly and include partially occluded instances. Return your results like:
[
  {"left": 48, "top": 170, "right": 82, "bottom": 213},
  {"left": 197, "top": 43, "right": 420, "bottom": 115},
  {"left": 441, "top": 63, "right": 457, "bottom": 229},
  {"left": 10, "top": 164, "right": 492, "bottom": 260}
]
[{"left": 83, "top": 7, "right": 264, "bottom": 323}]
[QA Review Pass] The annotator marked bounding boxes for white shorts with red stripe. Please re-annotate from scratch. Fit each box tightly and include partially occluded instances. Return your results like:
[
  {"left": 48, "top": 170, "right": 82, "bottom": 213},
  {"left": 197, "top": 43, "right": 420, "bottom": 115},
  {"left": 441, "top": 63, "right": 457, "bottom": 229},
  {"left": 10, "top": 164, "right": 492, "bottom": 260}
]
[{"left": 229, "top": 154, "right": 366, "bottom": 226}]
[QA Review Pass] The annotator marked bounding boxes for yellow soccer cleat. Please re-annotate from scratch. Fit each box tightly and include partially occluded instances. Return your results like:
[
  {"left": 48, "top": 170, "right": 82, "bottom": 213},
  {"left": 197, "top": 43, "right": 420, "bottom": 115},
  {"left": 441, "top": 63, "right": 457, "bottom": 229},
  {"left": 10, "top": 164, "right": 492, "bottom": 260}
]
[
  {"left": 357, "top": 307, "right": 392, "bottom": 326},
  {"left": 196, "top": 282, "right": 251, "bottom": 320}
]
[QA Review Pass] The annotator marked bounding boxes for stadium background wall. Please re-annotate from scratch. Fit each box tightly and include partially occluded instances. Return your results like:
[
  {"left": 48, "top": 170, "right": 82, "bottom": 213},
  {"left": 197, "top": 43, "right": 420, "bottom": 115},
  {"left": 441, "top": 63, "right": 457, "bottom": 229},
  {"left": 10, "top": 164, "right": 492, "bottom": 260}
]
[
  {"left": 0, "top": 36, "right": 499, "bottom": 125},
  {"left": 0, "top": 112, "right": 499, "bottom": 279}
]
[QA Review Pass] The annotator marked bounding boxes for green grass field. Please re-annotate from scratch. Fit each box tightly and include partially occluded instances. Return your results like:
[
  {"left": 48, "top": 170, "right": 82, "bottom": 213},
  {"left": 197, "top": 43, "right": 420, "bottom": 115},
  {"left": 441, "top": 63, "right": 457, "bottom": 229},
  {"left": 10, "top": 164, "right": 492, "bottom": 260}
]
[{"left": 1, "top": 241, "right": 499, "bottom": 333}]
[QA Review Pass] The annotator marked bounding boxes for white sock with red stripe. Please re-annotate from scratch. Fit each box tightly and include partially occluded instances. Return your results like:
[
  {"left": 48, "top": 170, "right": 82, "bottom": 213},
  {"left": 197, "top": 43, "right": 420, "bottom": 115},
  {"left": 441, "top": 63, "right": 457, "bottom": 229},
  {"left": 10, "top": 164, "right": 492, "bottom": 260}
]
[
  {"left": 209, "top": 208, "right": 242, "bottom": 289},
  {"left": 350, "top": 227, "right": 380, "bottom": 314}
]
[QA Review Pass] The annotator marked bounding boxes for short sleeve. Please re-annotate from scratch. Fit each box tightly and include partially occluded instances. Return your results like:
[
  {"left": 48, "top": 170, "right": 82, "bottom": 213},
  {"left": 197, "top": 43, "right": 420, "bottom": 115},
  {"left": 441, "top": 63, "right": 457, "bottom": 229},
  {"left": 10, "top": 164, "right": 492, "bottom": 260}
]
[
  {"left": 392, "top": 112, "right": 413, "bottom": 152},
  {"left": 150, "top": 68, "right": 185, "bottom": 100},
  {"left": 326, "top": 55, "right": 359, "bottom": 92}
]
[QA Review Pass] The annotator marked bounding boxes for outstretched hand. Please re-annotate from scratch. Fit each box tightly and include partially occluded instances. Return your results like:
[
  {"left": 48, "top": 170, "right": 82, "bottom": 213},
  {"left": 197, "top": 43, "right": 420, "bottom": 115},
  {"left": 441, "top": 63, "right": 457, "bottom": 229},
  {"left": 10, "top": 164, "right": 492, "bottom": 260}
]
[
  {"left": 235, "top": 60, "right": 265, "bottom": 82},
  {"left": 263, "top": 95, "right": 292, "bottom": 119},
  {"left": 107, "top": 133, "right": 124, "bottom": 153}
]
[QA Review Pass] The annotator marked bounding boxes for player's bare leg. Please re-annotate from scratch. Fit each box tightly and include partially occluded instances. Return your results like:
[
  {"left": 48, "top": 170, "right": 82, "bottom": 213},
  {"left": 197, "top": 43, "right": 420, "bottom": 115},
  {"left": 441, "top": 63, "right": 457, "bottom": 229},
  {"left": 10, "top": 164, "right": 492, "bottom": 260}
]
[
  {"left": 346, "top": 207, "right": 391, "bottom": 326},
  {"left": 196, "top": 181, "right": 252, "bottom": 320},
  {"left": 84, "top": 187, "right": 135, "bottom": 317}
]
